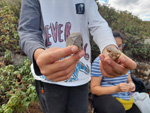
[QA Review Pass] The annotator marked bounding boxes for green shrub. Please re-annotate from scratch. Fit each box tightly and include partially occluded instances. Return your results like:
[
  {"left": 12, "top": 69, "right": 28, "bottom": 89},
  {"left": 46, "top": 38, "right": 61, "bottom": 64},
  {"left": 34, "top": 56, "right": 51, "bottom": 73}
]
[
  {"left": 123, "top": 34, "right": 150, "bottom": 61},
  {"left": 0, "top": 6, "right": 20, "bottom": 53},
  {"left": 90, "top": 4, "right": 150, "bottom": 62},
  {"left": 0, "top": 0, "right": 21, "bottom": 18},
  {"left": 0, "top": 59, "right": 38, "bottom": 113}
]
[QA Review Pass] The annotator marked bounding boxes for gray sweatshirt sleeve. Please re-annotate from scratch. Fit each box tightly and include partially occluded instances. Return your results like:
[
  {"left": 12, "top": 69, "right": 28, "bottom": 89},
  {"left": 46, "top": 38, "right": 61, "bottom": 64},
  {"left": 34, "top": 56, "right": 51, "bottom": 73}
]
[
  {"left": 18, "top": 0, "right": 45, "bottom": 62},
  {"left": 18, "top": 0, "right": 45, "bottom": 75}
]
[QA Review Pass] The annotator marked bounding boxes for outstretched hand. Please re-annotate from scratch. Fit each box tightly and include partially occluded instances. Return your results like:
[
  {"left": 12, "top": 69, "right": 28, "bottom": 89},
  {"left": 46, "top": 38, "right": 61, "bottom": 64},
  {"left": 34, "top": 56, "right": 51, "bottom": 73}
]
[
  {"left": 34, "top": 45, "right": 85, "bottom": 82},
  {"left": 99, "top": 46, "right": 137, "bottom": 78}
]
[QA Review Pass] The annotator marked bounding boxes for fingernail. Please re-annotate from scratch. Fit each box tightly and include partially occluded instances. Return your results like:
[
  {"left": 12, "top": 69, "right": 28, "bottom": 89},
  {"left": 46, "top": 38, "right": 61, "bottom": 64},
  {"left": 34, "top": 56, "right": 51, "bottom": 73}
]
[
  {"left": 121, "top": 57, "right": 125, "bottom": 63},
  {"left": 79, "top": 51, "right": 84, "bottom": 57},
  {"left": 100, "top": 55, "right": 104, "bottom": 61},
  {"left": 106, "top": 59, "right": 111, "bottom": 64},
  {"left": 72, "top": 46, "right": 77, "bottom": 52}
]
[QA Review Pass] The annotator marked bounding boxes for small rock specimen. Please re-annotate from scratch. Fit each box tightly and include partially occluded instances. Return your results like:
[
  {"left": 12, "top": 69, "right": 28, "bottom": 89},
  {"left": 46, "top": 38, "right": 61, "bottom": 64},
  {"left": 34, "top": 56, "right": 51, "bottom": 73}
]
[
  {"left": 106, "top": 46, "right": 121, "bottom": 60},
  {"left": 66, "top": 32, "right": 83, "bottom": 50}
]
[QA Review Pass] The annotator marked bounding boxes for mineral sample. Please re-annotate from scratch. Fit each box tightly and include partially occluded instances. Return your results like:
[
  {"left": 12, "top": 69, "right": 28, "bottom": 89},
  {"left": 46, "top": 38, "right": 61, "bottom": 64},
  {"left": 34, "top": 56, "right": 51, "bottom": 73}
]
[
  {"left": 66, "top": 32, "right": 83, "bottom": 50},
  {"left": 106, "top": 46, "right": 121, "bottom": 60}
]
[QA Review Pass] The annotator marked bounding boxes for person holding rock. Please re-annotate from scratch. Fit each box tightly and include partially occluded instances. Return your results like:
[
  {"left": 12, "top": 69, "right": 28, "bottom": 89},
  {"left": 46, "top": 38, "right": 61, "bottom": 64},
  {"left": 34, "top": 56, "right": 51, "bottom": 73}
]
[
  {"left": 91, "top": 31, "right": 141, "bottom": 113},
  {"left": 18, "top": 0, "right": 136, "bottom": 113}
]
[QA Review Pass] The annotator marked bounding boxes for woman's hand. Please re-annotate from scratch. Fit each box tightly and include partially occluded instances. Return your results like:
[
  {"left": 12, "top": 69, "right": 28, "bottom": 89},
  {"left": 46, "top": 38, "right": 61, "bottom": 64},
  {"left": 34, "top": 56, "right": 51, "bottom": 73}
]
[
  {"left": 128, "top": 82, "right": 136, "bottom": 91},
  {"left": 117, "top": 83, "right": 130, "bottom": 92}
]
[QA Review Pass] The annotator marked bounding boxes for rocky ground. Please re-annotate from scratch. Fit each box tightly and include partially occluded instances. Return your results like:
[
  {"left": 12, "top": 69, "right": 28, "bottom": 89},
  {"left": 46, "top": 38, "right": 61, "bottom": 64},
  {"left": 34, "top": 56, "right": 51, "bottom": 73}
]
[
  {"left": 27, "top": 102, "right": 42, "bottom": 113},
  {"left": 132, "top": 61, "right": 150, "bottom": 84}
]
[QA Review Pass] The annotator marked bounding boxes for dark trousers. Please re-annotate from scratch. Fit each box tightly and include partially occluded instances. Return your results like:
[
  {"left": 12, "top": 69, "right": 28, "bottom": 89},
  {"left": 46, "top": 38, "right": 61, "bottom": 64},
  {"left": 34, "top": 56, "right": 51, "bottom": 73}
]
[
  {"left": 93, "top": 95, "right": 141, "bottom": 113},
  {"left": 35, "top": 80, "right": 89, "bottom": 113}
]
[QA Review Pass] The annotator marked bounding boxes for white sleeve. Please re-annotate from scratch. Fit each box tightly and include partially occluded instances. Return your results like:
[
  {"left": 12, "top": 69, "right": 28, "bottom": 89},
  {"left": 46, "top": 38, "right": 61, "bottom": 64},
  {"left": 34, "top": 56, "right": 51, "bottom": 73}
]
[{"left": 87, "top": 0, "right": 117, "bottom": 52}]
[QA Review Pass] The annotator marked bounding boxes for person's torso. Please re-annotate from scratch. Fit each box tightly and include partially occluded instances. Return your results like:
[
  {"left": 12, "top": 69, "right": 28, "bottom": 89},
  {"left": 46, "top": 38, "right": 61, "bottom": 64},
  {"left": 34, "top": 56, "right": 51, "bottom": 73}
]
[{"left": 32, "top": 0, "right": 92, "bottom": 86}]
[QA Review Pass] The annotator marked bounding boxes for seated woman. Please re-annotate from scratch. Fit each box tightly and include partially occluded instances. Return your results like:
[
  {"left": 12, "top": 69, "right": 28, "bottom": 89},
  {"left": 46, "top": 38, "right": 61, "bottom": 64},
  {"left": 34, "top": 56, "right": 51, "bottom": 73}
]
[{"left": 91, "top": 31, "right": 141, "bottom": 113}]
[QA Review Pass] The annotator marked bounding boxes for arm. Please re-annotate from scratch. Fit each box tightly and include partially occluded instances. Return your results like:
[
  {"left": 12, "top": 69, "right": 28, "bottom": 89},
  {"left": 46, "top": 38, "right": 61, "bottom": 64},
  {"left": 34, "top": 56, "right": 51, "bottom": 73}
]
[
  {"left": 88, "top": 0, "right": 117, "bottom": 52},
  {"left": 91, "top": 77, "right": 131, "bottom": 95},
  {"left": 18, "top": 0, "right": 45, "bottom": 75},
  {"left": 18, "top": 0, "right": 44, "bottom": 62},
  {"left": 127, "top": 74, "right": 133, "bottom": 83},
  {"left": 18, "top": 0, "right": 85, "bottom": 81},
  {"left": 91, "top": 77, "right": 119, "bottom": 96},
  {"left": 127, "top": 74, "right": 136, "bottom": 91}
]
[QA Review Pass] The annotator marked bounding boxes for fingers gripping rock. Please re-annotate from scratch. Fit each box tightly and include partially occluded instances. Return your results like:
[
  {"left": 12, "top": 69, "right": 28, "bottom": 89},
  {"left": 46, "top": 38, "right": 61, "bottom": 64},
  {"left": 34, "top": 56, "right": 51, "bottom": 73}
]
[
  {"left": 66, "top": 32, "right": 83, "bottom": 50},
  {"left": 106, "top": 46, "right": 121, "bottom": 60}
]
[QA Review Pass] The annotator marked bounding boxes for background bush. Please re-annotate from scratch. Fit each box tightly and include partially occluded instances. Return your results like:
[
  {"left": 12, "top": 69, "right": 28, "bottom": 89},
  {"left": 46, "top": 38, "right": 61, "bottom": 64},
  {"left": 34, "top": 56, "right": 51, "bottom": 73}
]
[
  {"left": 0, "top": 0, "right": 21, "bottom": 55},
  {"left": 0, "top": 58, "right": 37, "bottom": 113},
  {"left": 90, "top": 4, "right": 150, "bottom": 62}
]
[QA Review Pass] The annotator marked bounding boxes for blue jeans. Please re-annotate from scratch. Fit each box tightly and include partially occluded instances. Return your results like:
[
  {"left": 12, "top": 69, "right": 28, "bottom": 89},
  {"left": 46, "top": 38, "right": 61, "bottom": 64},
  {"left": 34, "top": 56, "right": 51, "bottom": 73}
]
[{"left": 35, "top": 80, "right": 89, "bottom": 113}]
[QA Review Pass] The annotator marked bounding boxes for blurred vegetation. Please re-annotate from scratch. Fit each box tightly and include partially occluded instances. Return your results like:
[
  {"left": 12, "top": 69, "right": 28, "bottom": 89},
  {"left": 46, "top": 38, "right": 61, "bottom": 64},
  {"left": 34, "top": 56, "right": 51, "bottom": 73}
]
[
  {"left": 0, "top": 58, "right": 37, "bottom": 113},
  {"left": 91, "top": 4, "right": 150, "bottom": 62},
  {"left": 0, "top": 0, "right": 21, "bottom": 18},
  {"left": 0, "top": 0, "right": 21, "bottom": 55},
  {"left": 0, "top": 0, "right": 150, "bottom": 112}
]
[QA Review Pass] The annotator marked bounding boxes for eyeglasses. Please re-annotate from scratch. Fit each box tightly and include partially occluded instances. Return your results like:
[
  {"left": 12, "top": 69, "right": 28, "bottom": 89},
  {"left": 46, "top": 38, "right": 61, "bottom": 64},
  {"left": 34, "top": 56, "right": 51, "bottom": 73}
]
[{"left": 118, "top": 44, "right": 125, "bottom": 49}]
